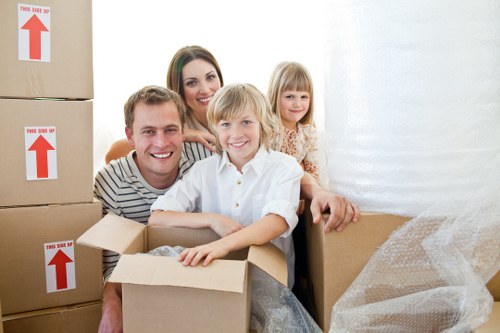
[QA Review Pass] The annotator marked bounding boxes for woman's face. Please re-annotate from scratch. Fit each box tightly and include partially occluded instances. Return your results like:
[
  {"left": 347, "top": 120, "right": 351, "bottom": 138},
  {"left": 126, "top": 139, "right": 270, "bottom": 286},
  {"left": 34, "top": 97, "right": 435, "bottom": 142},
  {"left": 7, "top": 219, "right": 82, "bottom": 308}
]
[{"left": 182, "top": 59, "right": 221, "bottom": 123}]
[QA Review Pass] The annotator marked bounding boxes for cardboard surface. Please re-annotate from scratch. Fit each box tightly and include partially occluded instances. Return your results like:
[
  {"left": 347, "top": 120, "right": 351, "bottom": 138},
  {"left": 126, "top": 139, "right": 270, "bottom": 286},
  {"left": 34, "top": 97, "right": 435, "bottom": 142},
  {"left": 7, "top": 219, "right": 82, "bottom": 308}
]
[
  {"left": 487, "top": 271, "right": 500, "bottom": 301},
  {"left": 0, "top": 299, "right": 3, "bottom": 333},
  {"left": 0, "top": 99, "right": 94, "bottom": 207},
  {"left": 2, "top": 301, "right": 101, "bottom": 333},
  {"left": 0, "top": 0, "right": 93, "bottom": 99},
  {"left": 306, "top": 208, "right": 500, "bottom": 332},
  {"left": 78, "top": 215, "right": 286, "bottom": 333},
  {"left": 0, "top": 202, "right": 102, "bottom": 315},
  {"left": 475, "top": 302, "right": 500, "bottom": 333},
  {"left": 306, "top": 210, "right": 410, "bottom": 331}
]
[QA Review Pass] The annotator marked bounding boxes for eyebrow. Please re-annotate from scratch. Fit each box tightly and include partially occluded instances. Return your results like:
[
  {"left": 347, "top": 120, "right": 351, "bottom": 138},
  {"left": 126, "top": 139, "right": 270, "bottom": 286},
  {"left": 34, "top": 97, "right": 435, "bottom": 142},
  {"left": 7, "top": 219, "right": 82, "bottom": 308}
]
[{"left": 183, "top": 71, "right": 216, "bottom": 82}]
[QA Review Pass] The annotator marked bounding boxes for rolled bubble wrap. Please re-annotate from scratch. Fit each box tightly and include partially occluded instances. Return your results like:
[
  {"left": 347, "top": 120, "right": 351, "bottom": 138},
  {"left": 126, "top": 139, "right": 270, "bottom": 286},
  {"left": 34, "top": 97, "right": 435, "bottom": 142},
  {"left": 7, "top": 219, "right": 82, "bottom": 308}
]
[{"left": 325, "top": 0, "right": 500, "bottom": 216}]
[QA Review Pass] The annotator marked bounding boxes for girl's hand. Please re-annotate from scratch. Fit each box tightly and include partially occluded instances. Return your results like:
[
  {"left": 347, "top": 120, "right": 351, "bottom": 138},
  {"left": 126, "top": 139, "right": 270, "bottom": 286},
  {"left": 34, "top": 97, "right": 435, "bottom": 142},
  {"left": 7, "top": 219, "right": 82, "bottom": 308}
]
[
  {"left": 183, "top": 128, "right": 216, "bottom": 152},
  {"left": 209, "top": 214, "right": 243, "bottom": 237},
  {"left": 178, "top": 239, "right": 230, "bottom": 266}
]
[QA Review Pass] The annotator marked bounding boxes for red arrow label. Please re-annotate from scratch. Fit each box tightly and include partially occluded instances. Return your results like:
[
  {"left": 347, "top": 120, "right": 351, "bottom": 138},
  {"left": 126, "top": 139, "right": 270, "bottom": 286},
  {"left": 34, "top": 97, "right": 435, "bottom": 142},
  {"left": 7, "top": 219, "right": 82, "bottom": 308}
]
[
  {"left": 21, "top": 14, "right": 48, "bottom": 60},
  {"left": 48, "top": 250, "right": 74, "bottom": 290},
  {"left": 28, "top": 135, "right": 55, "bottom": 178}
]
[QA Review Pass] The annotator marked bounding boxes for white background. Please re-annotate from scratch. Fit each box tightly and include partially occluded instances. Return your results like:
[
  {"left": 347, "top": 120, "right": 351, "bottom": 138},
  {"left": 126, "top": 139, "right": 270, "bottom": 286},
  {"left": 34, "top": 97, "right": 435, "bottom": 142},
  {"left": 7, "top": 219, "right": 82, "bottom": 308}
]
[{"left": 93, "top": 0, "right": 328, "bottom": 173}]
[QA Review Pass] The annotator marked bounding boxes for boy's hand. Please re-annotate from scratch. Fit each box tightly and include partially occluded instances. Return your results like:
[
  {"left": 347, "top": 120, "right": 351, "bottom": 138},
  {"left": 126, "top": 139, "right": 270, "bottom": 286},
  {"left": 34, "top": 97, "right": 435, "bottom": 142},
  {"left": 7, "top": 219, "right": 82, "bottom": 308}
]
[
  {"left": 178, "top": 239, "right": 230, "bottom": 266},
  {"left": 209, "top": 214, "right": 243, "bottom": 237}
]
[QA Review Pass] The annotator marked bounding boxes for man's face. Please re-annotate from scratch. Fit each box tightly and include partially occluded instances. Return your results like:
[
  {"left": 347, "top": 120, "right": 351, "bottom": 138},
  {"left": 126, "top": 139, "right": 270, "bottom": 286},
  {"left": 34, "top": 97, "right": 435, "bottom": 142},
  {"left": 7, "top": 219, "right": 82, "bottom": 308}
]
[{"left": 126, "top": 101, "right": 183, "bottom": 189}]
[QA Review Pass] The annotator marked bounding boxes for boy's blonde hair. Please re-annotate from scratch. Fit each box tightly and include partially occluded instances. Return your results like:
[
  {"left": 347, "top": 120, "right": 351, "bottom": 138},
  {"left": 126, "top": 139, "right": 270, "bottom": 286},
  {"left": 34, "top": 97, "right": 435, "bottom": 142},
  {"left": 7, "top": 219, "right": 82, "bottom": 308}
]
[
  {"left": 267, "top": 61, "right": 315, "bottom": 125},
  {"left": 207, "top": 83, "right": 276, "bottom": 155}
]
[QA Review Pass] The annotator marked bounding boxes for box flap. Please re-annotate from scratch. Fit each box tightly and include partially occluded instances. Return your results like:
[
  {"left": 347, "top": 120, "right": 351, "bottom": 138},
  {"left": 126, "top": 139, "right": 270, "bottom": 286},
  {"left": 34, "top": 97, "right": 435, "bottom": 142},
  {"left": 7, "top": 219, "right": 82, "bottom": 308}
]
[
  {"left": 77, "top": 214, "right": 145, "bottom": 254},
  {"left": 247, "top": 243, "right": 287, "bottom": 286},
  {"left": 109, "top": 254, "right": 247, "bottom": 293}
]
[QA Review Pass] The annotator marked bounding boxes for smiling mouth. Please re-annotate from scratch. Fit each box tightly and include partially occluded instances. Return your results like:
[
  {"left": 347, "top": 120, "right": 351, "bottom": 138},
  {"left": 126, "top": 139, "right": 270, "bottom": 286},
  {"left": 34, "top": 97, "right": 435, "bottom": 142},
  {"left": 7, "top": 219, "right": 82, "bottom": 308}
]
[
  {"left": 198, "top": 96, "right": 212, "bottom": 103},
  {"left": 230, "top": 142, "right": 246, "bottom": 148},
  {"left": 151, "top": 152, "right": 173, "bottom": 159}
]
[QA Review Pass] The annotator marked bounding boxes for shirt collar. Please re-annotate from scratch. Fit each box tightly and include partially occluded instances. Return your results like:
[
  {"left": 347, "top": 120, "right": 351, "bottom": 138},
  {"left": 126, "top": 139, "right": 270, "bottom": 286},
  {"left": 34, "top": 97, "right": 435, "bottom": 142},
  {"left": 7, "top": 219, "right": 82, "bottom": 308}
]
[{"left": 217, "top": 146, "right": 268, "bottom": 175}]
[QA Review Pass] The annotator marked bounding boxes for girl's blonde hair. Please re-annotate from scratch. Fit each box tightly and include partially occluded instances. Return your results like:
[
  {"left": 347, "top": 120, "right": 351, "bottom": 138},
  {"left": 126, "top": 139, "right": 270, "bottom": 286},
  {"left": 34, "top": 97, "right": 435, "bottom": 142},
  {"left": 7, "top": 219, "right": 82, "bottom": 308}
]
[
  {"left": 207, "top": 83, "right": 276, "bottom": 155},
  {"left": 267, "top": 61, "right": 315, "bottom": 125}
]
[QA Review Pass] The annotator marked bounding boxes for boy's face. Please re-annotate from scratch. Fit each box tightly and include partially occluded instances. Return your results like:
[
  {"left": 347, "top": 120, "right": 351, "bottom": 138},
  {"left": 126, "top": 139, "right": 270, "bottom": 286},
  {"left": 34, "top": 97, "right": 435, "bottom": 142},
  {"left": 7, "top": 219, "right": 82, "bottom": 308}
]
[
  {"left": 125, "top": 101, "right": 183, "bottom": 189},
  {"left": 217, "top": 104, "right": 260, "bottom": 171}
]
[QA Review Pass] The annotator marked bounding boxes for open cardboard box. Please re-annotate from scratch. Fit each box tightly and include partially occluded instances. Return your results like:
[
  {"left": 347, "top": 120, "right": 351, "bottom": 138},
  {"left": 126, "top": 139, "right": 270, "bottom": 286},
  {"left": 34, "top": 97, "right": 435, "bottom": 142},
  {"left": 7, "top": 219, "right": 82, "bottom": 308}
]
[{"left": 77, "top": 214, "right": 287, "bottom": 333}]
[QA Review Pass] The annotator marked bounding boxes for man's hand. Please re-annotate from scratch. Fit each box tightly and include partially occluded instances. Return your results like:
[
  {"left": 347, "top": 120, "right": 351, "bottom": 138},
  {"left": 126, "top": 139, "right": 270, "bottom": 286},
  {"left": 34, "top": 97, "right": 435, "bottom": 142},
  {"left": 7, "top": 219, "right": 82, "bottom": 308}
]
[
  {"left": 98, "top": 282, "right": 123, "bottom": 333},
  {"left": 183, "top": 128, "right": 216, "bottom": 152},
  {"left": 310, "top": 189, "right": 359, "bottom": 233}
]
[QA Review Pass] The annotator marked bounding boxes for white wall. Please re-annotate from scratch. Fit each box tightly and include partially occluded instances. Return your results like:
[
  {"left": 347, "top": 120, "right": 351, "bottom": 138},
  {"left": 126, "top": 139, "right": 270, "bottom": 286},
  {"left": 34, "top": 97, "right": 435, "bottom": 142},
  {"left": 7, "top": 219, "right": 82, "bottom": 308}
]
[{"left": 93, "top": 0, "right": 327, "bottom": 173}]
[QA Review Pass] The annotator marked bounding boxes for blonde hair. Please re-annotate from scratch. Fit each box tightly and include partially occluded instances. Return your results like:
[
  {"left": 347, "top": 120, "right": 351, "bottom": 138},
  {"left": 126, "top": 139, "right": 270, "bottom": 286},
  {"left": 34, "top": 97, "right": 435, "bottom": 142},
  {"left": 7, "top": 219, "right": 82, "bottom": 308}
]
[
  {"left": 207, "top": 83, "right": 276, "bottom": 155},
  {"left": 267, "top": 61, "right": 315, "bottom": 125}
]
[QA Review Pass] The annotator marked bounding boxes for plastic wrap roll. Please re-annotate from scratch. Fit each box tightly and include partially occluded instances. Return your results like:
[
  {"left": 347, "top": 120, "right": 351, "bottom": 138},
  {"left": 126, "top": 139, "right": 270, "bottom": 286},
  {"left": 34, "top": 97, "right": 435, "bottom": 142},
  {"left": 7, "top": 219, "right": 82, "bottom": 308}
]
[{"left": 325, "top": 0, "right": 500, "bottom": 216}]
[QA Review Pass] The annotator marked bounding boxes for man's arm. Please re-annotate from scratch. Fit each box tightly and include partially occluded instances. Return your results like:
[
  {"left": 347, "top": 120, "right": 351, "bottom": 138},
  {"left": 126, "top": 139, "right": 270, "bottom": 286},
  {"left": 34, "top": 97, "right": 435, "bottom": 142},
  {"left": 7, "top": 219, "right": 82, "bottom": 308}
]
[
  {"left": 301, "top": 172, "right": 360, "bottom": 233},
  {"left": 98, "top": 282, "right": 123, "bottom": 333}
]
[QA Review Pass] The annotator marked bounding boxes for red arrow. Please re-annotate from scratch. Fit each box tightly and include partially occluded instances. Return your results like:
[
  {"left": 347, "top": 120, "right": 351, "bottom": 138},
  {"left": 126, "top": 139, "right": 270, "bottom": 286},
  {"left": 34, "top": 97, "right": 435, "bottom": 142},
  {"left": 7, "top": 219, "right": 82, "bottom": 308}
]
[
  {"left": 28, "top": 135, "right": 55, "bottom": 178},
  {"left": 21, "top": 14, "right": 48, "bottom": 60},
  {"left": 48, "top": 250, "right": 73, "bottom": 290}
]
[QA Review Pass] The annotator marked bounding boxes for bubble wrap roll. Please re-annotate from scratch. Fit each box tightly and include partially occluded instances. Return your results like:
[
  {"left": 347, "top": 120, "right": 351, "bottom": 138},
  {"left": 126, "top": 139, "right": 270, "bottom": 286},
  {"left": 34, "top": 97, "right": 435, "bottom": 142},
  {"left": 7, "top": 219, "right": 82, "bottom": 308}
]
[{"left": 325, "top": 0, "right": 500, "bottom": 216}]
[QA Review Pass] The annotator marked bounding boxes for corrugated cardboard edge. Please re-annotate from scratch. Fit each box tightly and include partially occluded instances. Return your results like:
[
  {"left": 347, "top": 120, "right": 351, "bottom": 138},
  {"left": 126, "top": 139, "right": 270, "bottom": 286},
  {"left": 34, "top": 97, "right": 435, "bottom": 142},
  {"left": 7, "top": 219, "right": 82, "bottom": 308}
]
[
  {"left": 2, "top": 301, "right": 102, "bottom": 321},
  {"left": 77, "top": 214, "right": 145, "bottom": 254},
  {"left": 475, "top": 302, "right": 500, "bottom": 333},
  {"left": 109, "top": 254, "right": 247, "bottom": 293},
  {"left": 247, "top": 243, "right": 288, "bottom": 286}
]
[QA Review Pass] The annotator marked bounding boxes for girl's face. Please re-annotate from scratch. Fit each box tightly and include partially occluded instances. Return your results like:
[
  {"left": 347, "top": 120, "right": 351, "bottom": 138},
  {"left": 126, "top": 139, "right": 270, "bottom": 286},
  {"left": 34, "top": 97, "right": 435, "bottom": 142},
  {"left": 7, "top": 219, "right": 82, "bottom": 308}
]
[
  {"left": 279, "top": 90, "right": 310, "bottom": 130},
  {"left": 217, "top": 105, "right": 260, "bottom": 172},
  {"left": 182, "top": 59, "right": 221, "bottom": 125}
]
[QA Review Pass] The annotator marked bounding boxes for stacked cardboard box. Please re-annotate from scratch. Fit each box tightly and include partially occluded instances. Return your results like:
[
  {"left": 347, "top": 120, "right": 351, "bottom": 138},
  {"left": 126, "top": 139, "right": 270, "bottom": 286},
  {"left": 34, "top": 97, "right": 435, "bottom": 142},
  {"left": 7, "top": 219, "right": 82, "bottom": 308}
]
[
  {"left": 77, "top": 214, "right": 288, "bottom": 333},
  {"left": 305, "top": 208, "right": 500, "bottom": 332},
  {"left": 0, "top": 1, "right": 101, "bottom": 331}
]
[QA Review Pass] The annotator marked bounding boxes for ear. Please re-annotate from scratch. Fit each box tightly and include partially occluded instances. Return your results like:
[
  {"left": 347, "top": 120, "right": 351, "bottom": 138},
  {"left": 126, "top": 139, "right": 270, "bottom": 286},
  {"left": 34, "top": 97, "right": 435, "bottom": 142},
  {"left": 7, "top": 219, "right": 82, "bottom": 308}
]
[{"left": 125, "top": 127, "right": 135, "bottom": 148}]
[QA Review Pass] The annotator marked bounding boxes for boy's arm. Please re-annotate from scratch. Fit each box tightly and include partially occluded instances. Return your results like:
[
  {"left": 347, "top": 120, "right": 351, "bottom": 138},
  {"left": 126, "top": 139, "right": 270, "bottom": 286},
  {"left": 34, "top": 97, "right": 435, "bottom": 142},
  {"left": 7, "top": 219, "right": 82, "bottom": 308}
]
[
  {"left": 300, "top": 172, "right": 360, "bottom": 233},
  {"left": 178, "top": 214, "right": 288, "bottom": 266},
  {"left": 148, "top": 210, "right": 243, "bottom": 238}
]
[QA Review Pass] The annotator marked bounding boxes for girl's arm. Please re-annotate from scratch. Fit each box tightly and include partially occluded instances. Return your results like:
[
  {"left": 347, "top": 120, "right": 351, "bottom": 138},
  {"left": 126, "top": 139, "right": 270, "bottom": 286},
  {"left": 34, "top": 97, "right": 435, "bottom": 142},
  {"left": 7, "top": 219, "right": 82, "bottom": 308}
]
[
  {"left": 178, "top": 213, "right": 288, "bottom": 266},
  {"left": 149, "top": 210, "right": 243, "bottom": 238},
  {"left": 303, "top": 125, "right": 320, "bottom": 178}
]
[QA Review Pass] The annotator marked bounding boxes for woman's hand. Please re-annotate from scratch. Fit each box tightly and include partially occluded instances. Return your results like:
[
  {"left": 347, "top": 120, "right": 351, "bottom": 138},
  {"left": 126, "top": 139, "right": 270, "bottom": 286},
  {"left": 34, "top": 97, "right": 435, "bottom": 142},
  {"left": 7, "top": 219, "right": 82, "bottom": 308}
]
[{"left": 183, "top": 128, "right": 216, "bottom": 152}]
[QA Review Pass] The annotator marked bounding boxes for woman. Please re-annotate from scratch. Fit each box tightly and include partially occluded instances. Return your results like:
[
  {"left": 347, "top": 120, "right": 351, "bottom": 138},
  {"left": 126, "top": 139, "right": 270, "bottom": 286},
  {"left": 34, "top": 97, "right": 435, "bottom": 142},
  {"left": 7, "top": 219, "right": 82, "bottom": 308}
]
[{"left": 105, "top": 45, "right": 223, "bottom": 163}]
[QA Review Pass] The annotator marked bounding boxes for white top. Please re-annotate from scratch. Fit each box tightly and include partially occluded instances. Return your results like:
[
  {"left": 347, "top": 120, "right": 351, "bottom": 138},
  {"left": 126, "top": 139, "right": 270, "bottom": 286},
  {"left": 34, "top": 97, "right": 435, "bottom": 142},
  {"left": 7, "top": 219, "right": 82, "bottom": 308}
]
[{"left": 151, "top": 146, "right": 303, "bottom": 287}]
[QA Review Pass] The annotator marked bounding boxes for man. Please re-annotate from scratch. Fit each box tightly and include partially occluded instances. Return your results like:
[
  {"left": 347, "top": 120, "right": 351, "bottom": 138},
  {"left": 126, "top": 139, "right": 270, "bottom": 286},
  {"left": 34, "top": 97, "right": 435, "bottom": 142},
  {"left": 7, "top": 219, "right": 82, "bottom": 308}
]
[
  {"left": 93, "top": 85, "right": 199, "bottom": 333},
  {"left": 94, "top": 85, "right": 359, "bottom": 332}
]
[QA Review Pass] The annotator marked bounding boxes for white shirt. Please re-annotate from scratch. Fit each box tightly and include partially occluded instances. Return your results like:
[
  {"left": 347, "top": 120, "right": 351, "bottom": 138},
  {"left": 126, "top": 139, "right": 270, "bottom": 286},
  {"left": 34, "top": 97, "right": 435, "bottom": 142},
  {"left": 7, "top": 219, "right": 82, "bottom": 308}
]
[{"left": 151, "top": 146, "right": 303, "bottom": 287}]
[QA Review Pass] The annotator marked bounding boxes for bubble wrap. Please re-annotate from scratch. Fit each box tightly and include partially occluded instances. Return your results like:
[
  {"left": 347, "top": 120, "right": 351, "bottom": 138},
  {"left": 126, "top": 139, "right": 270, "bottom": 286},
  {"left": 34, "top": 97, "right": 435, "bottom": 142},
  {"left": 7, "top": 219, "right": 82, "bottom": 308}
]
[
  {"left": 147, "top": 246, "right": 321, "bottom": 332},
  {"left": 329, "top": 153, "right": 500, "bottom": 332},
  {"left": 324, "top": 0, "right": 500, "bottom": 216}
]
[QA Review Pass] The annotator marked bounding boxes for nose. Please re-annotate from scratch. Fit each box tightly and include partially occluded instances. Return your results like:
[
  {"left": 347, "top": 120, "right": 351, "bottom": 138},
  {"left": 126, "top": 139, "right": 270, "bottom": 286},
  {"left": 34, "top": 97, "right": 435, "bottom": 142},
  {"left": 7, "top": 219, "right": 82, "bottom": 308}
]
[
  {"left": 154, "top": 132, "right": 169, "bottom": 147},
  {"left": 230, "top": 125, "right": 243, "bottom": 138},
  {"left": 199, "top": 80, "right": 211, "bottom": 94}
]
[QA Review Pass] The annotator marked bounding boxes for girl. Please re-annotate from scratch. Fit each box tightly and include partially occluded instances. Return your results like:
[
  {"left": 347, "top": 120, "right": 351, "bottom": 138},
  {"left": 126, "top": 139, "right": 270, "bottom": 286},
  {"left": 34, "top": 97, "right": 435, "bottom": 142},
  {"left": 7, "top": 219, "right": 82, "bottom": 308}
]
[
  {"left": 267, "top": 61, "right": 320, "bottom": 180},
  {"left": 267, "top": 61, "right": 320, "bottom": 302},
  {"left": 149, "top": 83, "right": 303, "bottom": 288}
]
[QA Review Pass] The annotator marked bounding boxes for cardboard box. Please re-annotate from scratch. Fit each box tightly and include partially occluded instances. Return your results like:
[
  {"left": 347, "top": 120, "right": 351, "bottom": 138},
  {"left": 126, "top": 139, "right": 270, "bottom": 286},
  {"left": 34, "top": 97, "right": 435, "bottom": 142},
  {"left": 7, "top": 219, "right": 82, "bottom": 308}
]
[
  {"left": 77, "top": 214, "right": 288, "bottom": 333},
  {"left": 306, "top": 209, "right": 500, "bottom": 331},
  {"left": 475, "top": 302, "right": 500, "bottom": 333},
  {"left": 305, "top": 210, "right": 410, "bottom": 331},
  {"left": 0, "top": 98, "right": 93, "bottom": 207},
  {"left": 487, "top": 272, "right": 500, "bottom": 301},
  {"left": 0, "top": 0, "right": 93, "bottom": 99},
  {"left": 0, "top": 299, "right": 3, "bottom": 333},
  {"left": 0, "top": 202, "right": 103, "bottom": 315},
  {"left": 2, "top": 301, "right": 101, "bottom": 333}
]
